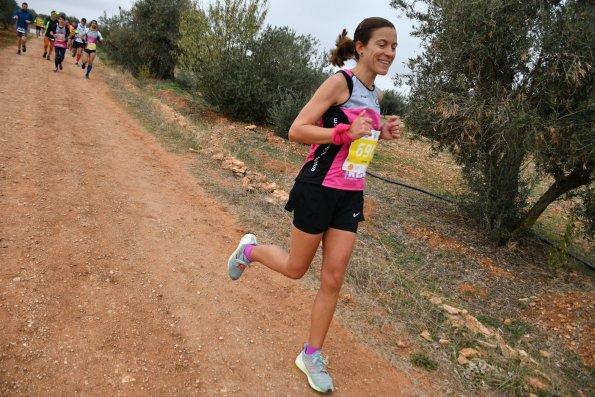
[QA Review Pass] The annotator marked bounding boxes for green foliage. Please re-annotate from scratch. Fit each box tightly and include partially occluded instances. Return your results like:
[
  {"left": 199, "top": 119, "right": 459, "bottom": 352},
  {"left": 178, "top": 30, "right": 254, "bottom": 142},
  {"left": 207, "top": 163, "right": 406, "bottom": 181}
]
[
  {"left": 268, "top": 90, "right": 309, "bottom": 139},
  {"left": 410, "top": 351, "right": 438, "bottom": 371},
  {"left": 380, "top": 89, "right": 408, "bottom": 116},
  {"left": 392, "top": 0, "right": 594, "bottom": 241},
  {"left": 576, "top": 187, "right": 595, "bottom": 239},
  {"left": 100, "top": 0, "right": 190, "bottom": 79},
  {"left": 178, "top": 0, "right": 268, "bottom": 81},
  {"left": 99, "top": 7, "right": 135, "bottom": 70},
  {"left": 178, "top": 1, "right": 327, "bottom": 123},
  {"left": 0, "top": 0, "right": 17, "bottom": 29}
]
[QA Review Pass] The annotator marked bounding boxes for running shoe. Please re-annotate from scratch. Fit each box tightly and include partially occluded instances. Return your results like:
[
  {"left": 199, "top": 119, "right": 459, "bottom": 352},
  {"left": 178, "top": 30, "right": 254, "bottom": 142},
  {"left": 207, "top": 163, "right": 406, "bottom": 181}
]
[
  {"left": 295, "top": 344, "right": 334, "bottom": 393},
  {"left": 75, "top": 62, "right": 79, "bottom": 66},
  {"left": 59, "top": 64, "right": 63, "bottom": 70},
  {"left": 17, "top": 49, "right": 21, "bottom": 55},
  {"left": 42, "top": 51, "right": 47, "bottom": 58},
  {"left": 227, "top": 233, "right": 257, "bottom": 280},
  {"left": 46, "top": 55, "right": 50, "bottom": 60},
  {"left": 53, "top": 68, "right": 58, "bottom": 72},
  {"left": 22, "top": 45, "right": 26, "bottom": 52},
  {"left": 85, "top": 74, "right": 89, "bottom": 80},
  {"left": 81, "top": 63, "right": 86, "bottom": 69}
]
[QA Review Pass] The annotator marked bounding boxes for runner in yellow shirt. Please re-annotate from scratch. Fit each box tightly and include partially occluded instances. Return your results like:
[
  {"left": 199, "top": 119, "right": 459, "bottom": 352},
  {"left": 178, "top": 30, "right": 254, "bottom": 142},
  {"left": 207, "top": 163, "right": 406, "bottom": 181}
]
[{"left": 34, "top": 16, "right": 43, "bottom": 37}]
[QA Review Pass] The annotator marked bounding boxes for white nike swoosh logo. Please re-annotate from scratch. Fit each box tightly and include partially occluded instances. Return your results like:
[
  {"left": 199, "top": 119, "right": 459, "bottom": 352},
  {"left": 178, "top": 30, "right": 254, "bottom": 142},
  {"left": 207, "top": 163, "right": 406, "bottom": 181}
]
[{"left": 353, "top": 212, "right": 361, "bottom": 218}]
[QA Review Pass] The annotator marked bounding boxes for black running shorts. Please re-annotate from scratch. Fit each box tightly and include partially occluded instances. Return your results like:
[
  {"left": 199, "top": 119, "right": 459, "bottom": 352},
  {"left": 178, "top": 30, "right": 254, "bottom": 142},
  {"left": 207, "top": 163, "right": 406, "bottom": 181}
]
[{"left": 285, "top": 181, "right": 364, "bottom": 234}]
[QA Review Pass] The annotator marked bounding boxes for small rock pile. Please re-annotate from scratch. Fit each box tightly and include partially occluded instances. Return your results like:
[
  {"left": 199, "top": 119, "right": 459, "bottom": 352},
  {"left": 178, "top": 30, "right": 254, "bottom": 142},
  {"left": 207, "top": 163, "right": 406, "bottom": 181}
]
[{"left": 210, "top": 150, "right": 289, "bottom": 204}]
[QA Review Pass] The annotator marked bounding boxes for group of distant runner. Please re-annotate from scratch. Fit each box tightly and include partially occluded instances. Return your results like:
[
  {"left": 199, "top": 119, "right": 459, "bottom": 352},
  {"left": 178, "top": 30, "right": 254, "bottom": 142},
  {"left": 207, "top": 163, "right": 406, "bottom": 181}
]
[{"left": 12, "top": 2, "right": 103, "bottom": 79}]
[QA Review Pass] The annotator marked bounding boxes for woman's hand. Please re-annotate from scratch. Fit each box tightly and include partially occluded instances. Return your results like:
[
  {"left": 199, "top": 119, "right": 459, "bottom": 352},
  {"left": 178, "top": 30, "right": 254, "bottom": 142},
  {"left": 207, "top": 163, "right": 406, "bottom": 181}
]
[
  {"left": 348, "top": 110, "right": 373, "bottom": 140},
  {"left": 380, "top": 115, "right": 402, "bottom": 140}
]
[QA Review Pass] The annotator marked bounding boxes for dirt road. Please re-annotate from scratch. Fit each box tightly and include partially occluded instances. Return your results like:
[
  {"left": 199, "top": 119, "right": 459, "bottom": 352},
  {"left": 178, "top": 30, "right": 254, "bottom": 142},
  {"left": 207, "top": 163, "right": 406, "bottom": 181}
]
[{"left": 0, "top": 38, "right": 436, "bottom": 396}]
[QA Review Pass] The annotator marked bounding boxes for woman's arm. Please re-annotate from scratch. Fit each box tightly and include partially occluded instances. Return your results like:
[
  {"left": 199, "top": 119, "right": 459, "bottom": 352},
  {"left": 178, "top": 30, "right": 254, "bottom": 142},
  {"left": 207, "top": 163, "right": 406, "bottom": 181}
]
[{"left": 288, "top": 74, "right": 373, "bottom": 145}]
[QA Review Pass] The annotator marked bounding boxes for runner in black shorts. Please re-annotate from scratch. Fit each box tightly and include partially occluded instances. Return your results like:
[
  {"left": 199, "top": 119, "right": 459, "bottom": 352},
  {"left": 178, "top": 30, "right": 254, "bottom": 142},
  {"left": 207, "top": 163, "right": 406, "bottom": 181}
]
[
  {"left": 72, "top": 18, "right": 87, "bottom": 65},
  {"left": 285, "top": 182, "right": 364, "bottom": 234},
  {"left": 13, "top": 2, "right": 32, "bottom": 55},
  {"left": 80, "top": 20, "right": 102, "bottom": 79},
  {"left": 226, "top": 17, "right": 402, "bottom": 394}
]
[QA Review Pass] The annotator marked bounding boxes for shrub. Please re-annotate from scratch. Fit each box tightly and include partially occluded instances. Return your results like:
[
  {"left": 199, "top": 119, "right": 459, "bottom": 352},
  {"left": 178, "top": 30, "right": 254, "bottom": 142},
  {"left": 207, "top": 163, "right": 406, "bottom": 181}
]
[
  {"left": 0, "top": 0, "right": 17, "bottom": 30},
  {"left": 267, "top": 90, "right": 309, "bottom": 139},
  {"left": 410, "top": 352, "right": 438, "bottom": 371},
  {"left": 181, "top": 21, "right": 327, "bottom": 124},
  {"left": 380, "top": 89, "right": 408, "bottom": 116},
  {"left": 100, "top": 0, "right": 190, "bottom": 79}
]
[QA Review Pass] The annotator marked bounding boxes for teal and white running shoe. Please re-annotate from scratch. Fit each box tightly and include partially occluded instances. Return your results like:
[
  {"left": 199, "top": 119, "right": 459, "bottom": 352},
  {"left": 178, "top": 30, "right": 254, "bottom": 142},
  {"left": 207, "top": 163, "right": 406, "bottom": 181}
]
[
  {"left": 295, "top": 344, "right": 334, "bottom": 394},
  {"left": 227, "top": 233, "right": 257, "bottom": 280}
]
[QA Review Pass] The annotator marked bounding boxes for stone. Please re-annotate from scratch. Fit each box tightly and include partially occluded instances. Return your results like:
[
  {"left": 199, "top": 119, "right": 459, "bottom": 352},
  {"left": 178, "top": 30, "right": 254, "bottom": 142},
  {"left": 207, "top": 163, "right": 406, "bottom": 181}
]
[
  {"left": 441, "top": 304, "right": 462, "bottom": 315},
  {"left": 419, "top": 330, "right": 433, "bottom": 342},
  {"left": 272, "top": 190, "right": 289, "bottom": 201},
  {"left": 221, "top": 159, "right": 234, "bottom": 169},
  {"left": 121, "top": 375, "right": 136, "bottom": 383},
  {"left": 231, "top": 159, "right": 245, "bottom": 167},
  {"left": 539, "top": 350, "right": 551, "bottom": 358},
  {"left": 211, "top": 152, "right": 224, "bottom": 161},
  {"left": 395, "top": 339, "right": 409, "bottom": 348},
  {"left": 503, "top": 318, "right": 512, "bottom": 325},
  {"left": 438, "top": 338, "right": 450, "bottom": 345},
  {"left": 476, "top": 340, "right": 497, "bottom": 350},
  {"left": 231, "top": 167, "right": 246, "bottom": 176},
  {"left": 446, "top": 314, "right": 465, "bottom": 328},
  {"left": 495, "top": 335, "right": 518, "bottom": 360},
  {"left": 457, "top": 354, "right": 470, "bottom": 365},
  {"left": 260, "top": 182, "right": 278, "bottom": 193},
  {"left": 525, "top": 376, "right": 552, "bottom": 393},
  {"left": 463, "top": 314, "right": 494, "bottom": 337},
  {"left": 429, "top": 297, "right": 442, "bottom": 305},
  {"left": 244, "top": 125, "right": 257, "bottom": 131},
  {"left": 459, "top": 348, "right": 480, "bottom": 359}
]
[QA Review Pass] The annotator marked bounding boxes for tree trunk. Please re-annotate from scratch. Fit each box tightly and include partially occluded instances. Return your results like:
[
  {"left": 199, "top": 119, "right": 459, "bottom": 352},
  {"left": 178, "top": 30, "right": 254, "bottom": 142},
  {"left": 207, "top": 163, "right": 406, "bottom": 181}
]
[{"left": 511, "top": 168, "right": 593, "bottom": 239}]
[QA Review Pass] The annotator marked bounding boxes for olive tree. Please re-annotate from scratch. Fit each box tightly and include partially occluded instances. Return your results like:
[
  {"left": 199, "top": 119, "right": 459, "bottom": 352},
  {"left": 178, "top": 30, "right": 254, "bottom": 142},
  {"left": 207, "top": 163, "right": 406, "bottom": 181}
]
[{"left": 392, "top": 0, "right": 594, "bottom": 241}]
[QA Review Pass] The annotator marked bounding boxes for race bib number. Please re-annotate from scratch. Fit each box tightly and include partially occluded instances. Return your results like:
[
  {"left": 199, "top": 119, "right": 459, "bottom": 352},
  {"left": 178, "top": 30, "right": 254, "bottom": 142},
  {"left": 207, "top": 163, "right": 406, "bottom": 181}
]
[
  {"left": 86, "top": 42, "right": 96, "bottom": 50},
  {"left": 54, "top": 33, "right": 65, "bottom": 42},
  {"left": 16, "top": 27, "right": 26, "bottom": 34},
  {"left": 342, "top": 129, "right": 380, "bottom": 179}
]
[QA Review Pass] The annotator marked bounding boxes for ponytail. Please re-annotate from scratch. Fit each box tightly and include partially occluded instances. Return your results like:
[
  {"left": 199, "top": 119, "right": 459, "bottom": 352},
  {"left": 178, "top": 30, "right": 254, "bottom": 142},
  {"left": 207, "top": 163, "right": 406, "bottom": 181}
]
[{"left": 329, "top": 29, "right": 355, "bottom": 67}]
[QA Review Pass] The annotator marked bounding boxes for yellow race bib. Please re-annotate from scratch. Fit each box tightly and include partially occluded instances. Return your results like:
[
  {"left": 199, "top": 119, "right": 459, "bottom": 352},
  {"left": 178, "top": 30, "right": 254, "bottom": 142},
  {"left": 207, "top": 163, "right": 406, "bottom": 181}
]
[{"left": 342, "top": 130, "right": 380, "bottom": 179}]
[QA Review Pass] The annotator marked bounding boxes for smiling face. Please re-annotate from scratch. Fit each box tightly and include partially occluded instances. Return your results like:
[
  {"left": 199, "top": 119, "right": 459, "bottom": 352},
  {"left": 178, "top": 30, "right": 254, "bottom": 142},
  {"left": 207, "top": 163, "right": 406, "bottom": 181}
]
[{"left": 356, "top": 27, "right": 398, "bottom": 76}]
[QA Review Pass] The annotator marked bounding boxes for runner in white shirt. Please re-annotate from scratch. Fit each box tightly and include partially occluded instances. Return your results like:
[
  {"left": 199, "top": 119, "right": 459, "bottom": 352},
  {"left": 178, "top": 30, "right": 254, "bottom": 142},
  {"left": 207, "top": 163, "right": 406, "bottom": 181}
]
[
  {"left": 72, "top": 18, "right": 87, "bottom": 66},
  {"left": 80, "top": 20, "right": 103, "bottom": 79}
]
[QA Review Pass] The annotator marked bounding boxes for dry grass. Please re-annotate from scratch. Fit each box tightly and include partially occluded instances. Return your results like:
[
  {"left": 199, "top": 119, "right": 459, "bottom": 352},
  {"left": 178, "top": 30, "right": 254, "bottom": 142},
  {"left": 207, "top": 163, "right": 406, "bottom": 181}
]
[{"left": 103, "top": 67, "right": 594, "bottom": 397}]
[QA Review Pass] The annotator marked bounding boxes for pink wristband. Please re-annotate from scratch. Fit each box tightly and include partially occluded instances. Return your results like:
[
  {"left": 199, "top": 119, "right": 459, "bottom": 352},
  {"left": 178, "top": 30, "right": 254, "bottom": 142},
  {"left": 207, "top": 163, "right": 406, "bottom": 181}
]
[{"left": 332, "top": 123, "right": 353, "bottom": 145}]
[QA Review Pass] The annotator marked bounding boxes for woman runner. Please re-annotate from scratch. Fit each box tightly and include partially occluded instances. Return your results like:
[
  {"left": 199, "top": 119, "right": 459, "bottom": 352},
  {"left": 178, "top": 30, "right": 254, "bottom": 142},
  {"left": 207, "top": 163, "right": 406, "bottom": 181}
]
[
  {"left": 49, "top": 14, "right": 69, "bottom": 72},
  {"left": 80, "top": 20, "right": 103, "bottom": 79},
  {"left": 226, "top": 17, "right": 401, "bottom": 394}
]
